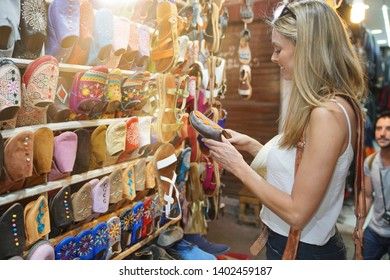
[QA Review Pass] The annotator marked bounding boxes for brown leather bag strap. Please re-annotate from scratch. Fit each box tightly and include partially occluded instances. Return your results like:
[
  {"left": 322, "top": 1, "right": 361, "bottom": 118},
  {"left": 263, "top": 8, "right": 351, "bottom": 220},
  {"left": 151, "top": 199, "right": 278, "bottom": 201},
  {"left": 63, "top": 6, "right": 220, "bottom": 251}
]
[
  {"left": 282, "top": 139, "right": 304, "bottom": 260},
  {"left": 337, "top": 94, "right": 366, "bottom": 260}
]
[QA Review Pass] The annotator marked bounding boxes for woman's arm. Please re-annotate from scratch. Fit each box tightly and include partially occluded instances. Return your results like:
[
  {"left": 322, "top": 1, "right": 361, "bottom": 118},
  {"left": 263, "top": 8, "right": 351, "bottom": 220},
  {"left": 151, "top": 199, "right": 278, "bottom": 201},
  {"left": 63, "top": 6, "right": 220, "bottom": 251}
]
[
  {"left": 224, "top": 129, "right": 263, "bottom": 157},
  {"left": 205, "top": 105, "right": 350, "bottom": 230}
]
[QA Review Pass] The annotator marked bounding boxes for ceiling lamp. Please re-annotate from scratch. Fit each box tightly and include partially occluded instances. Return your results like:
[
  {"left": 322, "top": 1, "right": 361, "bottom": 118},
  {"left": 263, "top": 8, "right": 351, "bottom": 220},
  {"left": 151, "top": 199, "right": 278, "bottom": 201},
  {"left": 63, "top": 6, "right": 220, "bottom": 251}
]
[{"left": 350, "top": 0, "right": 366, "bottom": 23}]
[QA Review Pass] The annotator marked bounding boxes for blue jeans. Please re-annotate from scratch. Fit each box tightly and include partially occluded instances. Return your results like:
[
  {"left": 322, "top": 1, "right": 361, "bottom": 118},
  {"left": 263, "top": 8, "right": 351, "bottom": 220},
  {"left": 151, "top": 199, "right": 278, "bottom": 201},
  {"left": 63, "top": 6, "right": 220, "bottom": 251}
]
[
  {"left": 363, "top": 226, "right": 390, "bottom": 260},
  {"left": 266, "top": 229, "right": 347, "bottom": 260}
]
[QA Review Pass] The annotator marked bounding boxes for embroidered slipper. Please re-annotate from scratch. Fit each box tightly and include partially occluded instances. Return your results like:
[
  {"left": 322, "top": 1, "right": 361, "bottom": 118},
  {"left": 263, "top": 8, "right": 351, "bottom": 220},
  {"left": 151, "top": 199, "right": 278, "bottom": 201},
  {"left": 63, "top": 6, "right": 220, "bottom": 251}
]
[
  {"left": 55, "top": 235, "right": 78, "bottom": 260},
  {"left": 25, "top": 239, "right": 55, "bottom": 260},
  {"left": 106, "top": 215, "right": 122, "bottom": 259},
  {"left": 75, "top": 228, "right": 94, "bottom": 260},
  {"left": 71, "top": 181, "right": 93, "bottom": 222},
  {"left": 0, "top": 203, "right": 26, "bottom": 260},
  {"left": 13, "top": 0, "right": 47, "bottom": 60},
  {"left": 0, "top": 59, "right": 21, "bottom": 130},
  {"left": 0, "top": 0, "right": 20, "bottom": 58},
  {"left": 103, "top": 68, "right": 122, "bottom": 117},
  {"left": 131, "top": 201, "right": 144, "bottom": 245},
  {"left": 105, "top": 16, "right": 131, "bottom": 69},
  {"left": 24, "top": 195, "right": 51, "bottom": 246},
  {"left": 135, "top": 25, "right": 151, "bottom": 67},
  {"left": 238, "top": 64, "right": 252, "bottom": 100},
  {"left": 122, "top": 160, "right": 137, "bottom": 201},
  {"left": 67, "top": 0, "right": 94, "bottom": 65},
  {"left": 152, "top": 143, "right": 181, "bottom": 220},
  {"left": 86, "top": 8, "right": 114, "bottom": 66},
  {"left": 17, "top": 55, "right": 59, "bottom": 127},
  {"left": 141, "top": 196, "right": 154, "bottom": 238},
  {"left": 108, "top": 167, "right": 124, "bottom": 204},
  {"left": 150, "top": 1, "right": 179, "bottom": 73},
  {"left": 69, "top": 65, "right": 108, "bottom": 121},
  {"left": 45, "top": 0, "right": 80, "bottom": 63},
  {"left": 119, "top": 207, "right": 134, "bottom": 249},
  {"left": 118, "top": 22, "right": 139, "bottom": 71},
  {"left": 116, "top": 116, "right": 139, "bottom": 163},
  {"left": 92, "top": 222, "right": 110, "bottom": 260}
]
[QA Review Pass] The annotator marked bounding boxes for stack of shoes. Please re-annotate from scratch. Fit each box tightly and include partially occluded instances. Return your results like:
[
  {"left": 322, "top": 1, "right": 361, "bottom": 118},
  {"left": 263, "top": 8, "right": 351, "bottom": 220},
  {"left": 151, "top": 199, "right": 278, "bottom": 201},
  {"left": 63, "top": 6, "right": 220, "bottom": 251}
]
[{"left": 183, "top": 233, "right": 230, "bottom": 256}]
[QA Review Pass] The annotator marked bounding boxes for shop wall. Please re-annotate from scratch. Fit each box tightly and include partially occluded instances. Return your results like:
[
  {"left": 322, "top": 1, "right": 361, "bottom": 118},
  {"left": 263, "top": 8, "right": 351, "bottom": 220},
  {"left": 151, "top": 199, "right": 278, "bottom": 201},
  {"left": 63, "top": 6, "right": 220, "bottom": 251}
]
[{"left": 219, "top": 0, "right": 281, "bottom": 197}]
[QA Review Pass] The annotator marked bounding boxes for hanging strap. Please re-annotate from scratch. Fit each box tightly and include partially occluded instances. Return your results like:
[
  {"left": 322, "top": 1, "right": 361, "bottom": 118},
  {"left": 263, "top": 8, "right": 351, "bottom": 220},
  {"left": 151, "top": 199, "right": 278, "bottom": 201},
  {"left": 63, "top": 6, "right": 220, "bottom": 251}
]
[
  {"left": 282, "top": 136, "right": 305, "bottom": 260},
  {"left": 338, "top": 94, "right": 366, "bottom": 260}
]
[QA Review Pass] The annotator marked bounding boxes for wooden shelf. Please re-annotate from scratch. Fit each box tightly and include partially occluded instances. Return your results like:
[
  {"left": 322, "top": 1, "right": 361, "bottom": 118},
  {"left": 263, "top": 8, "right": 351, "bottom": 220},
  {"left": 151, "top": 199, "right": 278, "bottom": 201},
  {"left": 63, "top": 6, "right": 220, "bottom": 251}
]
[
  {"left": 0, "top": 118, "right": 130, "bottom": 139},
  {"left": 0, "top": 161, "right": 133, "bottom": 206}
]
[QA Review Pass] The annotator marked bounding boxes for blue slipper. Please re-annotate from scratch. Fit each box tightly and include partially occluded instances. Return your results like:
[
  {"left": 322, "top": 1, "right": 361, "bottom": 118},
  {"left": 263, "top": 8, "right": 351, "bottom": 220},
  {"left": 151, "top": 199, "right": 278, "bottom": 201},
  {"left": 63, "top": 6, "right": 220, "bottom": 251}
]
[
  {"left": 75, "top": 229, "right": 94, "bottom": 260},
  {"left": 92, "top": 222, "right": 110, "bottom": 260},
  {"left": 131, "top": 201, "right": 144, "bottom": 245},
  {"left": 55, "top": 236, "right": 78, "bottom": 260}
]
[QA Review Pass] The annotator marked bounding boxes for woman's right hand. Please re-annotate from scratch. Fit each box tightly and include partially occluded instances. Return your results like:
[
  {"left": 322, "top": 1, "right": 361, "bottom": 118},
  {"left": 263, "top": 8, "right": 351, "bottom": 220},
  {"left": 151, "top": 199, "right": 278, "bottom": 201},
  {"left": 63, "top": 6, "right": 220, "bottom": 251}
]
[{"left": 225, "top": 129, "right": 262, "bottom": 156}]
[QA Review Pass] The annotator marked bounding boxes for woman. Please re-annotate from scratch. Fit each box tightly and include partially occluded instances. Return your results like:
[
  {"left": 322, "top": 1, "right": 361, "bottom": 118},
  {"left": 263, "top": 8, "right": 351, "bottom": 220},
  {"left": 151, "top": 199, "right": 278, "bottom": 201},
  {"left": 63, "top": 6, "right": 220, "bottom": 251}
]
[{"left": 203, "top": 0, "right": 366, "bottom": 260}]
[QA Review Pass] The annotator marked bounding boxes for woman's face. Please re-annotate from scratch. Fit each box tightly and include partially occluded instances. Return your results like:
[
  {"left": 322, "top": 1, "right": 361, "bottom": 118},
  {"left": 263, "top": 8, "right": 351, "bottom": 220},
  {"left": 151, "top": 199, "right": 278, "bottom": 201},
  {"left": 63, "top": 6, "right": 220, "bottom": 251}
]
[{"left": 271, "top": 29, "right": 296, "bottom": 81}]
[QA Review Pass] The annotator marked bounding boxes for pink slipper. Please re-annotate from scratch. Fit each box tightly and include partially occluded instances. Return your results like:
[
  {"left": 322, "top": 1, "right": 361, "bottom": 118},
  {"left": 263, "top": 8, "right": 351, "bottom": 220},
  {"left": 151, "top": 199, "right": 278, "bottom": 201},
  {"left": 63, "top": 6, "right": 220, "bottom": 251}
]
[{"left": 16, "top": 55, "right": 59, "bottom": 127}]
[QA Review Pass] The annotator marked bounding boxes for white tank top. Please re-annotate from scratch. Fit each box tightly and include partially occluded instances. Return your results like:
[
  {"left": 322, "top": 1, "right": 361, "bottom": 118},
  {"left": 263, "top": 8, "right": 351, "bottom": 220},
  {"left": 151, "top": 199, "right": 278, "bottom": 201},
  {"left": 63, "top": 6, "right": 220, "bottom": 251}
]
[{"left": 260, "top": 101, "right": 354, "bottom": 245}]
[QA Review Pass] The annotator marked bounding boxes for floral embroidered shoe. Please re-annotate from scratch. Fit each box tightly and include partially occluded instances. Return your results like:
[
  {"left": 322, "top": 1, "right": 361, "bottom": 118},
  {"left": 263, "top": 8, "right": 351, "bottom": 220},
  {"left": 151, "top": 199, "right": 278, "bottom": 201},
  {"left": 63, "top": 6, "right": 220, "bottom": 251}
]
[
  {"left": 92, "top": 222, "right": 110, "bottom": 260},
  {"left": 0, "top": 59, "right": 21, "bottom": 130},
  {"left": 69, "top": 65, "right": 108, "bottom": 121},
  {"left": 119, "top": 207, "right": 134, "bottom": 249},
  {"left": 141, "top": 196, "right": 154, "bottom": 238},
  {"left": 16, "top": 55, "right": 59, "bottom": 127},
  {"left": 102, "top": 68, "right": 122, "bottom": 118},
  {"left": 75, "top": 228, "right": 94, "bottom": 260},
  {"left": 131, "top": 201, "right": 144, "bottom": 246},
  {"left": 55, "top": 235, "right": 78, "bottom": 260},
  {"left": 117, "top": 116, "right": 139, "bottom": 163},
  {"left": 105, "top": 216, "right": 122, "bottom": 260},
  {"left": 13, "top": 0, "right": 47, "bottom": 60}
]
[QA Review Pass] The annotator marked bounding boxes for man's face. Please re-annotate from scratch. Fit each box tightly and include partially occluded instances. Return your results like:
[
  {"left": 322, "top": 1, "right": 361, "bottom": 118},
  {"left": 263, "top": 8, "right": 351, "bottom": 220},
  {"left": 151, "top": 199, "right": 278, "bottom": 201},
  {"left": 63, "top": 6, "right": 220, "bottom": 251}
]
[{"left": 375, "top": 116, "right": 390, "bottom": 149}]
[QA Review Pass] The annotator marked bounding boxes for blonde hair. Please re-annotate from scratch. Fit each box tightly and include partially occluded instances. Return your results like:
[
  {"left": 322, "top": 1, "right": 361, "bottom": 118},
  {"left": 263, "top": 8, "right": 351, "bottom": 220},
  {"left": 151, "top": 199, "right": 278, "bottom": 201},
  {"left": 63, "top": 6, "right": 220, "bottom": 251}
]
[{"left": 268, "top": 0, "right": 366, "bottom": 148}]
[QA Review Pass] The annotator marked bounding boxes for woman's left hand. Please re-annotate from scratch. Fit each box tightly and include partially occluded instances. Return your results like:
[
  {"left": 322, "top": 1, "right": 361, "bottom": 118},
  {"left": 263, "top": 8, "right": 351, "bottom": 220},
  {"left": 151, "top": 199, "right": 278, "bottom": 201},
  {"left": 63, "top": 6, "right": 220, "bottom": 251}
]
[{"left": 202, "top": 136, "right": 246, "bottom": 175}]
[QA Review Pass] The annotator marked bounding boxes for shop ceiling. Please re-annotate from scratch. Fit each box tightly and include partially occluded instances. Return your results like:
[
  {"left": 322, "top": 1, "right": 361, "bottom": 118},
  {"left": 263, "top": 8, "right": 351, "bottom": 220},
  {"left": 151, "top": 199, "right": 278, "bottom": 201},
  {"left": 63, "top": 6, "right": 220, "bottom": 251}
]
[{"left": 360, "top": 0, "right": 390, "bottom": 47}]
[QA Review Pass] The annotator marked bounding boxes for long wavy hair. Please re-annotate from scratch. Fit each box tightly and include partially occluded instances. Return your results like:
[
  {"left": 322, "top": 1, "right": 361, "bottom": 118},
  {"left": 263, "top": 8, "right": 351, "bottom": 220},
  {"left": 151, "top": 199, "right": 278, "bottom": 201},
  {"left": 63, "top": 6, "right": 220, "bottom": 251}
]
[{"left": 267, "top": 0, "right": 366, "bottom": 149}]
